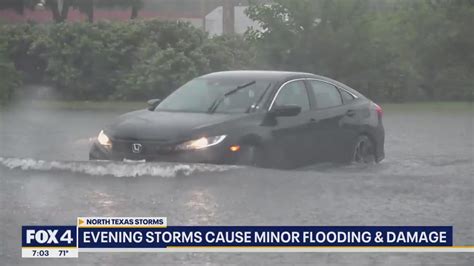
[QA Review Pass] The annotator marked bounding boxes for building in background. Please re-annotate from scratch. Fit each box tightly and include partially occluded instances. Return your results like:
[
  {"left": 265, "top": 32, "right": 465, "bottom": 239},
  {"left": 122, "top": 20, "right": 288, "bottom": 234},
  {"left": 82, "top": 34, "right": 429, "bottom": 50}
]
[
  {"left": 204, "top": 4, "right": 259, "bottom": 35},
  {"left": 0, "top": 0, "right": 264, "bottom": 35}
]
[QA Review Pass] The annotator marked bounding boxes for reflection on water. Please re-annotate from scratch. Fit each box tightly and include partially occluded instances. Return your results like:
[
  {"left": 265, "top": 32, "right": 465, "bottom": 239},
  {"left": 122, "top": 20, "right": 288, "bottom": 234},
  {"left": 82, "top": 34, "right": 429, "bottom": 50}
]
[
  {"left": 184, "top": 189, "right": 218, "bottom": 225},
  {"left": 88, "top": 190, "right": 120, "bottom": 216}
]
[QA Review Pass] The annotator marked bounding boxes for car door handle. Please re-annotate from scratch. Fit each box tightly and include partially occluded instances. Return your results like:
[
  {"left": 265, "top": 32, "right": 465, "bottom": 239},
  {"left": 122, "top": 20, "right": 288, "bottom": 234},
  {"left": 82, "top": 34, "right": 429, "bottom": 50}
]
[
  {"left": 346, "top": 110, "right": 356, "bottom": 117},
  {"left": 309, "top": 118, "right": 318, "bottom": 123}
]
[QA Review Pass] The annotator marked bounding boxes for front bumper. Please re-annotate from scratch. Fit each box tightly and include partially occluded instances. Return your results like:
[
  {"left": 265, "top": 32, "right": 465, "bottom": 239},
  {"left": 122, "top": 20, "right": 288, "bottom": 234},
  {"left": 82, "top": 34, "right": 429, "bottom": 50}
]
[{"left": 89, "top": 141, "right": 239, "bottom": 164}]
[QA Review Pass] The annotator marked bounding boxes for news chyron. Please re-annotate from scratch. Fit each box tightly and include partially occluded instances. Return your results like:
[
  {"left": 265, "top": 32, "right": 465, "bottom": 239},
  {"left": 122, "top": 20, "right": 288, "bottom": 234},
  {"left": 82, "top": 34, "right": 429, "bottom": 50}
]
[
  {"left": 22, "top": 217, "right": 465, "bottom": 258},
  {"left": 22, "top": 217, "right": 166, "bottom": 258}
]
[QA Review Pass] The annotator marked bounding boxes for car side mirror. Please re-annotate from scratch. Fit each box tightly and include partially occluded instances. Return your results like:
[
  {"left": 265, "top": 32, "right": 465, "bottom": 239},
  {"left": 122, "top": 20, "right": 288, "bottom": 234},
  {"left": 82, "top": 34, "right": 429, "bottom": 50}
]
[
  {"left": 147, "top": 99, "right": 161, "bottom": 111},
  {"left": 269, "top": 105, "right": 302, "bottom": 117}
]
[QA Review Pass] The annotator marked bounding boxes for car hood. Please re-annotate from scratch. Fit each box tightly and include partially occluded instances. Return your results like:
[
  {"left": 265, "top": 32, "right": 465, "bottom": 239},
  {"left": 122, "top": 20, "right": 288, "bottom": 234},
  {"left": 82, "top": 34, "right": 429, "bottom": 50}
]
[{"left": 107, "top": 109, "right": 245, "bottom": 141}]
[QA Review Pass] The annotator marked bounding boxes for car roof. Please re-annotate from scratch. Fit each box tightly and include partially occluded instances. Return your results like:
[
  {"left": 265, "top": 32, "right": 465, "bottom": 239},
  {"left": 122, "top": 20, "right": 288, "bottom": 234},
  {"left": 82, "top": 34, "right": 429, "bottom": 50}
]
[{"left": 200, "top": 70, "right": 318, "bottom": 82}]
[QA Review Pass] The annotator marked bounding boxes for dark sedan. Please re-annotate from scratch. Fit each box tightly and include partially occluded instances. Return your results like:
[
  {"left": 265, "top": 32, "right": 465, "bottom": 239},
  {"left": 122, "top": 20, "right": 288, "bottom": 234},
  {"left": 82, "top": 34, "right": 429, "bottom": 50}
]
[{"left": 90, "top": 71, "right": 384, "bottom": 168}]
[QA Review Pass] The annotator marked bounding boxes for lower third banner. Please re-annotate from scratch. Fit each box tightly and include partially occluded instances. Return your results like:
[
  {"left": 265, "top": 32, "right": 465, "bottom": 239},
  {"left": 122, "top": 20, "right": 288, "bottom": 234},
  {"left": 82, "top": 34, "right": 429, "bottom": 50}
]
[{"left": 77, "top": 226, "right": 453, "bottom": 248}]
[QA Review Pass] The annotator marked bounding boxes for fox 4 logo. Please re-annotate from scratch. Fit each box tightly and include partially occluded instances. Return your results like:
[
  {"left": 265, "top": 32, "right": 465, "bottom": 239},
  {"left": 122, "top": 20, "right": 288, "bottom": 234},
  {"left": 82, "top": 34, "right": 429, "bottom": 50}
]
[{"left": 22, "top": 226, "right": 76, "bottom": 247}]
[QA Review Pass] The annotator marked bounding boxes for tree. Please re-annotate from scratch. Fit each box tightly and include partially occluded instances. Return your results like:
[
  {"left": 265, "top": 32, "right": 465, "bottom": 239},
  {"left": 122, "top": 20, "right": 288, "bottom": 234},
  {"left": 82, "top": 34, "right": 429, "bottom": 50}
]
[
  {"left": 246, "top": 0, "right": 376, "bottom": 85},
  {"left": 373, "top": 0, "right": 474, "bottom": 100},
  {"left": 246, "top": 0, "right": 474, "bottom": 101}
]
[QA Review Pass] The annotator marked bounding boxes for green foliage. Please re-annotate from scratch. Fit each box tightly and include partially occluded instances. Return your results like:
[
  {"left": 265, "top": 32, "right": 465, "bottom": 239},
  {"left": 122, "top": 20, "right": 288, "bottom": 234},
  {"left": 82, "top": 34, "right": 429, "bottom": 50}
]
[
  {"left": 115, "top": 45, "right": 199, "bottom": 100},
  {"left": 115, "top": 29, "right": 259, "bottom": 100},
  {"left": 0, "top": 42, "right": 21, "bottom": 105},
  {"left": 246, "top": 0, "right": 474, "bottom": 102},
  {"left": 246, "top": 0, "right": 388, "bottom": 99},
  {"left": 1, "top": 1, "right": 473, "bottom": 104},
  {"left": 0, "top": 23, "right": 46, "bottom": 83},
  {"left": 31, "top": 21, "right": 145, "bottom": 99},
  {"left": 112, "top": 21, "right": 258, "bottom": 100},
  {"left": 0, "top": 20, "right": 256, "bottom": 102},
  {"left": 201, "top": 34, "right": 259, "bottom": 71}
]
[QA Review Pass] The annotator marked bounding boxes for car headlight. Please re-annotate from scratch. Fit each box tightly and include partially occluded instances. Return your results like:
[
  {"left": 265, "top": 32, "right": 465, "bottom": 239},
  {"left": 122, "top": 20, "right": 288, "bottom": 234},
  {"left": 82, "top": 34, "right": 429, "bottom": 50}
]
[
  {"left": 97, "top": 130, "right": 112, "bottom": 147},
  {"left": 176, "top": 135, "right": 226, "bottom": 151}
]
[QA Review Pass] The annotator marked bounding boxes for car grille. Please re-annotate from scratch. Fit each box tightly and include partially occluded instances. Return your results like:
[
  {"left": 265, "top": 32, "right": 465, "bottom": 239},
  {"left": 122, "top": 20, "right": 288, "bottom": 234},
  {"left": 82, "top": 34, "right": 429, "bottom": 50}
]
[{"left": 111, "top": 139, "right": 176, "bottom": 156}]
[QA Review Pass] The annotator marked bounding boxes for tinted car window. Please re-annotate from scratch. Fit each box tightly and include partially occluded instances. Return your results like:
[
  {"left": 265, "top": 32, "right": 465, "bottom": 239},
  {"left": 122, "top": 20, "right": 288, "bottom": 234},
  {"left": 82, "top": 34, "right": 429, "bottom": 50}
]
[
  {"left": 339, "top": 88, "right": 355, "bottom": 103},
  {"left": 274, "top": 81, "right": 310, "bottom": 111},
  {"left": 309, "top": 81, "right": 342, "bottom": 109}
]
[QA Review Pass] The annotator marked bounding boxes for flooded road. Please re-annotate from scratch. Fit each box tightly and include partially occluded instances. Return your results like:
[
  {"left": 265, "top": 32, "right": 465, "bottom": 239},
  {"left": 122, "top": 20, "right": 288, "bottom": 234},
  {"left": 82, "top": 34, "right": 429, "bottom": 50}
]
[{"left": 1, "top": 103, "right": 473, "bottom": 265}]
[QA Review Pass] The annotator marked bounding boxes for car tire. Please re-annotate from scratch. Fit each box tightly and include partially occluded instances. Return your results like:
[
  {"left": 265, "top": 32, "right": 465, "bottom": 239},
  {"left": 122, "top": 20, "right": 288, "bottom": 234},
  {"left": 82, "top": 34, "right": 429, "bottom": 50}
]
[{"left": 351, "top": 135, "right": 376, "bottom": 164}]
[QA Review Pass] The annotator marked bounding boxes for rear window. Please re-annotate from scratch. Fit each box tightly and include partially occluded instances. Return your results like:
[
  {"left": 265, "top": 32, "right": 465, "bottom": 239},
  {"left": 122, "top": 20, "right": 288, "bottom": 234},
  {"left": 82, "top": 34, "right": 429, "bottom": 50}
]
[
  {"left": 308, "top": 81, "right": 342, "bottom": 109},
  {"left": 339, "top": 88, "right": 355, "bottom": 103}
]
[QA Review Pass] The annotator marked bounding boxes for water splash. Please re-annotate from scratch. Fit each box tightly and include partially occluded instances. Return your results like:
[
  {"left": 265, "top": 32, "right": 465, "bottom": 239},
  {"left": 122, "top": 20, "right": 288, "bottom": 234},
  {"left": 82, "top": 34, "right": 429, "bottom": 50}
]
[{"left": 0, "top": 157, "right": 239, "bottom": 178}]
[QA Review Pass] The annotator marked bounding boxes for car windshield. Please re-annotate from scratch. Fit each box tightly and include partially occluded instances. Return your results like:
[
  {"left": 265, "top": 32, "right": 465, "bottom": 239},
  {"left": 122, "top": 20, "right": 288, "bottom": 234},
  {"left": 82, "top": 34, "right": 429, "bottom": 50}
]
[{"left": 155, "top": 77, "right": 272, "bottom": 113}]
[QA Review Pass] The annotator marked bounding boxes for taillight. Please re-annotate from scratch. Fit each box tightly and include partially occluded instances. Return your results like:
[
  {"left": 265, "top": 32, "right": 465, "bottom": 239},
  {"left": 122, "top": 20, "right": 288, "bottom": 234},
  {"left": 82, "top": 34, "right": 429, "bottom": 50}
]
[{"left": 373, "top": 102, "right": 383, "bottom": 117}]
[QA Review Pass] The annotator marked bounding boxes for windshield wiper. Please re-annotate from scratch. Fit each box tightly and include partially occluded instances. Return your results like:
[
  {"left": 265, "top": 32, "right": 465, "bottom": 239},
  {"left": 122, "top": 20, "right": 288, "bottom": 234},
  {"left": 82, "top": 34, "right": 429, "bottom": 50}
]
[
  {"left": 207, "top": 81, "right": 256, "bottom": 114},
  {"left": 246, "top": 82, "right": 272, "bottom": 113}
]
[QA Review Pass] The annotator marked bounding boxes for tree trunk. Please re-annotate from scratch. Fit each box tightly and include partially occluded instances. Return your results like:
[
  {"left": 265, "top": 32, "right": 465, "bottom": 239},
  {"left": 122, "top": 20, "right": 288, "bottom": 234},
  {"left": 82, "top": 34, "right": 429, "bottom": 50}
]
[
  {"left": 46, "top": 0, "right": 61, "bottom": 22},
  {"left": 130, "top": 0, "right": 142, "bottom": 20},
  {"left": 46, "top": 0, "right": 71, "bottom": 23},
  {"left": 222, "top": 0, "right": 235, "bottom": 34},
  {"left": 87, "top": 7, "right": 94, "bottom": 22},
  {"left": 85, "top": 0, "right": 94, "bottom": 22},
  {"left": 131, "top": 5, "right": 138, "bottom": 19},
  {"left": 60, "top": 0, "right": 71, "bottom": 22}
]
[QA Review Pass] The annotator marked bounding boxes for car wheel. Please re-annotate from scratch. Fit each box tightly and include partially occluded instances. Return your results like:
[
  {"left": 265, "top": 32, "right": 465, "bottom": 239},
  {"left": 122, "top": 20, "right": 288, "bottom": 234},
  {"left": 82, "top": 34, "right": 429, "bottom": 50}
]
[{"left": 352, "top": 135, "right": 376, "bottom": 163}]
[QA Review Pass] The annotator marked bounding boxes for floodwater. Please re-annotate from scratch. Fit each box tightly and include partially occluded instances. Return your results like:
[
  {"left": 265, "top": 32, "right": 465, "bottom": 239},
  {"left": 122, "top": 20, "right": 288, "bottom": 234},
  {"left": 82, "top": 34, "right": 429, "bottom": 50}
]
[{"left": 1, "top": 103, "right": 473, "bottom": 265}]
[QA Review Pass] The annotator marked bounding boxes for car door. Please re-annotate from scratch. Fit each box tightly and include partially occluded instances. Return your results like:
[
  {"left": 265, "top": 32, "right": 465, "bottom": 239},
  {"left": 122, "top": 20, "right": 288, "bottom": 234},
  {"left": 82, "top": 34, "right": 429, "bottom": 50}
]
[
  {"left": 306, "top": 80, "right": 348, "bottom": 161},
  {"left": 269, "top": 80, "right": 314, "bottom": 166},
  {"left": 336, "top": 87, "right": 366, "bottom": 158}
]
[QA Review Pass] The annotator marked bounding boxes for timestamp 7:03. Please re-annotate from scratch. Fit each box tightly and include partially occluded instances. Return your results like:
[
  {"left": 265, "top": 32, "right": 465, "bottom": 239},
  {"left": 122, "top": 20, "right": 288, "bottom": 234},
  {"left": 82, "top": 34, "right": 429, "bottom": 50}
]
[{"left": 31, "top": 249, "right": 70, "bottom": 256}]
